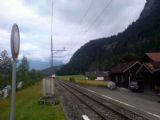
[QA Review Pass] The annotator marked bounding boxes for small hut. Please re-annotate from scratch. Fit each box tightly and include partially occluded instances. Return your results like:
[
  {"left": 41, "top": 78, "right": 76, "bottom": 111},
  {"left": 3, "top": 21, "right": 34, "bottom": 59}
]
[
  {"left": 110, "top": 61, "right": 141, "bottom": 88},
  {"left": 137, "top": 53, "right": 160, "bottom": 91},
  {"left": 43, "top": 77, "right": 54, "bottom": 97}
]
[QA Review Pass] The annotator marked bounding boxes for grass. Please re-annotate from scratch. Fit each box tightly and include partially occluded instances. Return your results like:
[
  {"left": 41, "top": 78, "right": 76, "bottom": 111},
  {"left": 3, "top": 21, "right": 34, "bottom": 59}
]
[
  {"left": 0, "top": 81, "right": 66, "bottom": 120},
  {"left": 56, "top": 75, "right": 85, "bottom": 81},
  {"left": 56, "top": 75, "right": 107, "bottom": 87}
]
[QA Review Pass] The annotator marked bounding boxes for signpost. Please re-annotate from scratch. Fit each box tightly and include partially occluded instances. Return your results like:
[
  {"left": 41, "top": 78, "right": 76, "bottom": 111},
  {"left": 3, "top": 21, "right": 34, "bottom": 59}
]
[{"left": 10, "top": 24, "right": 20, "bottom": 120}]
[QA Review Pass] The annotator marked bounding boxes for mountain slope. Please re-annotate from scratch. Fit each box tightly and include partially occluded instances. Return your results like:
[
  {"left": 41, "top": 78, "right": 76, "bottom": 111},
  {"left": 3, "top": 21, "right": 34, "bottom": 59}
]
[
  {"left": 41, "top": 66, "right": 62, "bottom": 76},
  {"left": 29, "top": 60, "right": 63, "bottom": 70},
  {"left": 58, "top": 0, "right": 160, "bottom": 75}
]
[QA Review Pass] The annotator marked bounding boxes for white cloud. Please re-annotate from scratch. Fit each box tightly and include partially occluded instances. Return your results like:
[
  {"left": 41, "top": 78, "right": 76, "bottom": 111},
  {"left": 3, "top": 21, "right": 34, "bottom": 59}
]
[{"left": 0, "top": 29, "right": 10, "bottom": 52}]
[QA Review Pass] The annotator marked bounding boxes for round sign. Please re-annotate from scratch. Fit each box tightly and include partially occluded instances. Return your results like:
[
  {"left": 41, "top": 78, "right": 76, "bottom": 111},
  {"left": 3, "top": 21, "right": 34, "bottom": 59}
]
[{"left": 11, "top": 24, "right": 20, "bottom": 61}]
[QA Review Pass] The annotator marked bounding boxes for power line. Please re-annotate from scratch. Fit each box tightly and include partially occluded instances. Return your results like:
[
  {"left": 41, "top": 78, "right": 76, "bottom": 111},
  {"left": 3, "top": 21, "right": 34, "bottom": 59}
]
[
  {"left": 56, "top": 0, "right": 113, "bottom": 61},
  {"left": 68, "top": 0, "right": 113, "bottom": 54},
  {"left": 62, "top": 0, "right": 94, "bottom": 57},
  {"left": 76, "top": 0, "right": 113, "bottom": 45},
  {"left": 66, "top": 0, "right": 93, "bottom": 43},
  {"left": 78, "top": 0, "right": 94, "bottom": 28},
  {"left": 67, "top": 0, "right": 94, "bottom": 50},
  {"left": 83, "top": 0, "right": 113, "bottom": 34}
]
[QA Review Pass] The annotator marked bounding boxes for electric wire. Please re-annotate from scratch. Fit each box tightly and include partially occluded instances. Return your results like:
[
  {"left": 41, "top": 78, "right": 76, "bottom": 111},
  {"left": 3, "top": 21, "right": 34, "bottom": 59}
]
[
  {"left": 64, "top": 0, "right": 113, "bottom": 59},
  {"left": 65, "top": 0, "right": 93, "bottom": 44},
  {"left": 56, "top": 0, "right": 113, "bottom": 59},
  {"left": 83, "top": 0, "right": 113, "bottom": 34},
  {"left": 59, "top": 0, "right": 94, "bottom": 58},
  {"left": 69, "top": 0, "right": 113, "bottom": 51}
]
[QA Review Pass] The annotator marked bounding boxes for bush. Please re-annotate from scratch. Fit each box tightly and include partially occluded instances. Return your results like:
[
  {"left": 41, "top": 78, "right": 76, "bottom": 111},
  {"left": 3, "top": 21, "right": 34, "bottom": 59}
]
[
  {"left": 90, "top": 76, "right": 96, "bottom": 80},
  {"left": 69, "top": 77, "right": 75, "bottom": 82}
]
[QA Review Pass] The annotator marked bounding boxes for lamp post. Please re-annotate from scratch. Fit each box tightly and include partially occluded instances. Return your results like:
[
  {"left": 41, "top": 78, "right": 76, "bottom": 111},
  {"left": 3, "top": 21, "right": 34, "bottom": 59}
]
[{"left": 10, "top": 24, "right": 20, "bottom": 120}]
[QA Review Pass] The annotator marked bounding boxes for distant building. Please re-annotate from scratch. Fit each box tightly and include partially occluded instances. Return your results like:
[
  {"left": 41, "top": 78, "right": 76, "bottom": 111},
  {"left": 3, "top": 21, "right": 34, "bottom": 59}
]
[
  {"left": 85, "top": 71, "right": 110, "bottom": 81},
  {"left": 110, "top": 61, "right": 141, "bottom": 88}
]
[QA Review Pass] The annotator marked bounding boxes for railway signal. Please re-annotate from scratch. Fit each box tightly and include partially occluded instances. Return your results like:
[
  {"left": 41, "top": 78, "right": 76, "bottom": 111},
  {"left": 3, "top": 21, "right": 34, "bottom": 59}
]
[{"left": 10, "top": 24, "right": 20, "bottom": 120}]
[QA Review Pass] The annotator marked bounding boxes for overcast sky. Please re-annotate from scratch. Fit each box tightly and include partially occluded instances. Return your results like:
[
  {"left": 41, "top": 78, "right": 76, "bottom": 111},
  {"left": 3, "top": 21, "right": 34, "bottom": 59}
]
[{"left": 0, "top": 0, "right": 146, "bottom": 63}]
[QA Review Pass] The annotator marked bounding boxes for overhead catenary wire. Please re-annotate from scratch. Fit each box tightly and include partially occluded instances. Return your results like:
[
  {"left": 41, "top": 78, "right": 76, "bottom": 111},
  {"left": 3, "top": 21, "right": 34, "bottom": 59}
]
[
  {"left": 83, "top": 0, "right": 113, "bottom": 34},
  {"left": 65, "top": 0, "right": 93, "bottom": 44},
  {"left": 70, "top": 0, "right": 113, "bottom": 51},
  {"left": 60, "top": 0, "right": 94, "bottom": 58},
  {"left": 64, "top": 0, "right": 113, "bottom": 58},
  {"left": 78, "top": 0, "right": 94, "bottom": 29},
  {"left": 55, "top": 0, "right": 113, "bottom": 59}
]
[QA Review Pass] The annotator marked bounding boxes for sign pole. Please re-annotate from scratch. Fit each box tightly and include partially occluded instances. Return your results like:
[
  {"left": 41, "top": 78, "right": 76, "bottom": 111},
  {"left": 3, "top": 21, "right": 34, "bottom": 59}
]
[
  {"left": 10, "top": 61, "right": 16, "bottom": 120},
  {"left": 10, "top": 24, "right": 20, "bottom": 120}
]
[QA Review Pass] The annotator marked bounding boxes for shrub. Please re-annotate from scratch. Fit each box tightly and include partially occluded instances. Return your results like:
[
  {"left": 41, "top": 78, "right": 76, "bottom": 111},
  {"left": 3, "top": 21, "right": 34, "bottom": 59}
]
[
  {"left": 69, "top": 77, "right": 75, "bottom": 82},
  {"left": 90, "top": 76, "right": 96, "bottom": 80}
]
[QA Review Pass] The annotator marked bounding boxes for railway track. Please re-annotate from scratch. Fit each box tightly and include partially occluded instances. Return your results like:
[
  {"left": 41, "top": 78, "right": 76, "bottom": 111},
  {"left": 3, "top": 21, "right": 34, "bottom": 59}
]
[{"left": 56, "top": 80, "right": 149, "bottom": 120}]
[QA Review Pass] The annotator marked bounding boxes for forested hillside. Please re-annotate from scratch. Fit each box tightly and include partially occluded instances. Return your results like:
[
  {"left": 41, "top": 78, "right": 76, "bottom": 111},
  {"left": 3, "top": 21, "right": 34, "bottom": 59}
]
[{"left": 58, "top": 0, "right": 160, "bottom": 75}]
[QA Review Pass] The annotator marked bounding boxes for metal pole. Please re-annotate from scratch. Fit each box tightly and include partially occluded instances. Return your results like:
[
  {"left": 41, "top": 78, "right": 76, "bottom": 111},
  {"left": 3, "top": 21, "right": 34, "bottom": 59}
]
[
  {"left": 52, "top": 77, "right": 55, "bottom": 95},
  {"left": 51, "top": 35, "right": 54, "bottom": 73},
  {"left": 51, "top": 35, "right": 55, "bottom": 96},
  {"left": 10, "top": 61, "right": 16, "bottom": 120}
]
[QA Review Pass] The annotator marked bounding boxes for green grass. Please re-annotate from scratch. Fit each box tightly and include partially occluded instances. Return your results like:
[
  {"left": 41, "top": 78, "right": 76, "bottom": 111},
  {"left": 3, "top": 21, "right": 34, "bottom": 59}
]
[
  {"left": 56, "top": 75, "right": 85, "bottom": 81},
  {"left": 0, "top": 81, "right": 66, "bottom": 120},
  {"left": 56, "top": 75, "right": 107, "bottom": 87}
]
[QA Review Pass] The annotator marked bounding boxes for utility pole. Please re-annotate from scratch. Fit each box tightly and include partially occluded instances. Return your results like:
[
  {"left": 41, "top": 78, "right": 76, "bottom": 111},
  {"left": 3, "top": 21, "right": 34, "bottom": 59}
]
[
  {"left": 50, "top": 36, "right": 66, "bottom": 76},
  {"left": 50, "top": 37, "right": 66, "bottom": 96},
  {"left": 50, "top": 0, "right": 54, "bottom": 77},
  {"left": 51, "top": 35, "right": 54, "bottom": 75},
  {"left": 50, "top": 0, "right": 67, "bottom": 96}
]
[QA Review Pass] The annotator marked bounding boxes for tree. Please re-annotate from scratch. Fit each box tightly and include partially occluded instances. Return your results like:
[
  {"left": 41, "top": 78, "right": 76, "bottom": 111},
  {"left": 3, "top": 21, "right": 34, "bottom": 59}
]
[
  {"left": 0, "top": 50, "right": 12, "bottom": 88},
  {"left": 17, "top": 56, "right": 30, "bottom": 83},
  {"left": 120, "top": 53, "right": 139, "bottom": 63},
  {"left": 0, "top": 52, "right": 44, "bottom": 89}
]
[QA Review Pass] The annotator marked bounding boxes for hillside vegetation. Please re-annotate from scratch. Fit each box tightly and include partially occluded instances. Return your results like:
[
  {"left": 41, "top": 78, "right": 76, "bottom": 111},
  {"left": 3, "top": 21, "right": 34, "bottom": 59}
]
[{"left": 58, "top": 0, "right": 160, "bottom": 75}]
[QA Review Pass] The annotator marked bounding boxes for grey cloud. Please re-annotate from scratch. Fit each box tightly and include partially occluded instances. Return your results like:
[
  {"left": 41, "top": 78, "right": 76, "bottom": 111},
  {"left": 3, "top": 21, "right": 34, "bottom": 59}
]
[{"left": 0, "top": 0, "right": 146, "bottom": 63}]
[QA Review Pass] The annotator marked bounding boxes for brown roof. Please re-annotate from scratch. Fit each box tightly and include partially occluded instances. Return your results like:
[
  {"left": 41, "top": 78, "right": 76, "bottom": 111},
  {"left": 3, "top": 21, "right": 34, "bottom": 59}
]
[
  {"left": 143, "top": 62, "right": 160, "bottom": 73},
  {"left": 145, "top": 53, "right": 160, "bottom": 62},
  {"left": 110, "top": 61, "right": 140, "bottom": 74}
]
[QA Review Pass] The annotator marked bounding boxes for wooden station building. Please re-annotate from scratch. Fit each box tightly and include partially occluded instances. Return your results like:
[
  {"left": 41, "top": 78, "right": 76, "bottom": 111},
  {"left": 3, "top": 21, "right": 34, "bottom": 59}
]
[
  {"left": 110, "top": 61, "right": 141, "bottom": 88},
  {"left": 110, "top": 53, "right": 160, "bottom": 91},
  {"left": 137, "top": 53, "right": 160, "bottom": 91}
]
